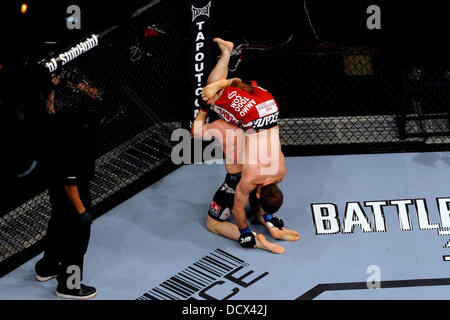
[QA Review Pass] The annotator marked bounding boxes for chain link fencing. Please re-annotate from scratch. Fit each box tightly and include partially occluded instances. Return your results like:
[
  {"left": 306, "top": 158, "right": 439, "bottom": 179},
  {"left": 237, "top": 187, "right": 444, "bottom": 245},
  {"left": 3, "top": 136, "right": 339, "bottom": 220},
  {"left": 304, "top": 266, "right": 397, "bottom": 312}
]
[
  {"left": 1, "top": 0, "right": 450, "bottom": 277},
  {"left": 0, "top": 0, "right": 184, "bottom": 277}
]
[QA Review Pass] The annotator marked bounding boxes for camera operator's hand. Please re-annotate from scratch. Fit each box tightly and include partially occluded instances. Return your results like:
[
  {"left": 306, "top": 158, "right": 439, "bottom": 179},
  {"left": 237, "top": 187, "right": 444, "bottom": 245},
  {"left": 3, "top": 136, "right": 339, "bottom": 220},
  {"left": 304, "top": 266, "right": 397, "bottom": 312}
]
[{"left": 60, "top": 67, "right": 83, "bottom": 85}]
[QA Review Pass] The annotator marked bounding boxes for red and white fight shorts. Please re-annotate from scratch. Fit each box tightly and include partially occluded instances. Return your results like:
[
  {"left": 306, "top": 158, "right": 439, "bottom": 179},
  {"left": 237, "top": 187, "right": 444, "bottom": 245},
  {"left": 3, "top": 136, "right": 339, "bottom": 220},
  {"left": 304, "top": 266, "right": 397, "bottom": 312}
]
[{"left": 213, "top": 81, "right": 279, "bottom": 132}]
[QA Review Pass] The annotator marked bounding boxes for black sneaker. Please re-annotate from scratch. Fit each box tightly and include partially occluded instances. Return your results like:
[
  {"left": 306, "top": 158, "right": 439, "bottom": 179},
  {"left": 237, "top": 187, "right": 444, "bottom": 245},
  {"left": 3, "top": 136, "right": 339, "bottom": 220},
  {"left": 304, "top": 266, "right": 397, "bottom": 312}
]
[
  {"left": 56, "top": 284, "right": 98, "bottom": 300},
  {"left": 35, "top": 258, "right": 59, "bottom": 282}
]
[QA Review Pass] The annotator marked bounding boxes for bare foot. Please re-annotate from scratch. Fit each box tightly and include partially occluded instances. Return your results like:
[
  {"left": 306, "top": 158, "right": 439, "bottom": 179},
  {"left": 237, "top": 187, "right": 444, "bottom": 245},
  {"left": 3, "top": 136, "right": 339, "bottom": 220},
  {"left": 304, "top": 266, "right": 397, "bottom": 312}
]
[
  {"left": 214, "top": 38, "right": 234, "bottom": 55},
  {"left": 269, "top": 228, "right": 300, "bottom": 242},
  {"left": 255, "top": 234, "right": 285, "bottom": 254},
  {"left": 202, "top": 82, "right": 221, "bottom": 101}
]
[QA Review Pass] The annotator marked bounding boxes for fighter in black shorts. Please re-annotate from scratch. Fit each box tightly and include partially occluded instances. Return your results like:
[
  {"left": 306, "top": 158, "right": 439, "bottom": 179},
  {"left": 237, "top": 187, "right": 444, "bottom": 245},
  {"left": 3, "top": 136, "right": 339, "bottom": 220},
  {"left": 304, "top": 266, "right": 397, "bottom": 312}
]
[{"left": 206, "top": 172, "right": 299, "bottom": 253}]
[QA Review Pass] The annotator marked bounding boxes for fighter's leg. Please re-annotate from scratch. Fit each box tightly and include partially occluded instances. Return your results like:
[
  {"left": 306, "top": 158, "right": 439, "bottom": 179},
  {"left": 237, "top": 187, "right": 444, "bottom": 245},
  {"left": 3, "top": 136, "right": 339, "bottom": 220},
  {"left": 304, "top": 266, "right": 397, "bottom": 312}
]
[
  {"left": 256, "top": 212, "right": 300, "bottom": 241},
  {"left": 206, "top": 216, "right": 240, "bottom": 240},
  {"left": 207, "top": 38, "right": 234, "bottom": 85},
  {"left": 206, "top": 172, "right": 244, "bottom": 240}
]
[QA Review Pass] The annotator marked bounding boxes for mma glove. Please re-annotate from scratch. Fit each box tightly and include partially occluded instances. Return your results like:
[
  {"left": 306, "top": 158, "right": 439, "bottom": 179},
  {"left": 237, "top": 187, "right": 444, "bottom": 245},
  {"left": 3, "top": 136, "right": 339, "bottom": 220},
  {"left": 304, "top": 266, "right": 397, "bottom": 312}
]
[
  {"left": 263, "top": 214, "right": 284, "bottom": 229},
  {"left": 198, "top": 98, "right": 211, "bottom": 113},
  {"left": 239, "top": 227, "right": 256, "bottom": 248}
]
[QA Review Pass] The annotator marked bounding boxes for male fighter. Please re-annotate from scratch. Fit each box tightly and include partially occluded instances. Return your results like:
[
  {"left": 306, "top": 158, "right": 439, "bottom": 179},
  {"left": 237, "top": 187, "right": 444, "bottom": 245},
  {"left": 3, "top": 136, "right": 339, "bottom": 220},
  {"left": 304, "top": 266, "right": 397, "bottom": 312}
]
[{"left": 192, "top": 38, "right": 299, "bottom": 252}]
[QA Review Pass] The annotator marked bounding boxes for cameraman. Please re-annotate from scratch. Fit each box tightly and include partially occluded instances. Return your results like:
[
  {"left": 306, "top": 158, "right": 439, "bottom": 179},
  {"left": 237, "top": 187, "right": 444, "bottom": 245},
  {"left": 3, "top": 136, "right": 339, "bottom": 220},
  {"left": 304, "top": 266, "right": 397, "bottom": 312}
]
[{"left": 36, "top": 65, "right": 104, "bottom": 300}]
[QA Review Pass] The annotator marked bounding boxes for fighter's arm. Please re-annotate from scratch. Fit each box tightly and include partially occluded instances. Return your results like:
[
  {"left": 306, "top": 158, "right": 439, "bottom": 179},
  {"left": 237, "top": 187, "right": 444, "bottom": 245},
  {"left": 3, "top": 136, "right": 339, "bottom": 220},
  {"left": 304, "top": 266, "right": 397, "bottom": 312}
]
[
  {"left": 64, "top": 185, "right": 86, "bottom": 214},
  {"left": 259, "top": 212, "right": 300, "bottom": 242},
  {"left": 233, "top": 178, "right": 258, "bottom": 248},
  {"left": 233, "top": 177, "right": 256, "bottom": 232}
]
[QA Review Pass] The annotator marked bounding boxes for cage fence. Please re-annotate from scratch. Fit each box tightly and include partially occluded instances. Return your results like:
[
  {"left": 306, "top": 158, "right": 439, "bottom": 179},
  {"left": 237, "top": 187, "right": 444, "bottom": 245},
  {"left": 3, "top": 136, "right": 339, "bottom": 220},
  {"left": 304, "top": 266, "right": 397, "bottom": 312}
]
[{"left": 1, "top": 0, "right": 450, "bottom": 277}]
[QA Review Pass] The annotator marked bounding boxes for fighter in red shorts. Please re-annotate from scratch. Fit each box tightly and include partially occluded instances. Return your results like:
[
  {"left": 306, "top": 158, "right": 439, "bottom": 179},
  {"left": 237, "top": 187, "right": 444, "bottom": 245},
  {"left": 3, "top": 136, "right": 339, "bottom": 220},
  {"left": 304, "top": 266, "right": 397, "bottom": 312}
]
[
  {"left": 191, "top": 38, "right": 299, "bottom": 253},
  {"left": 204, "top": 79, "right": 279, "bottom": 133}
]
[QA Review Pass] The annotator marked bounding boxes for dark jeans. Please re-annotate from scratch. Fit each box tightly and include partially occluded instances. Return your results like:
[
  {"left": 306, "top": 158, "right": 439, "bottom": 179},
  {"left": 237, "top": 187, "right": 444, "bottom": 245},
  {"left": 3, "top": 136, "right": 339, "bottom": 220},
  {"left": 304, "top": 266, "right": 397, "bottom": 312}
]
[{"left": 44, "top": 178, "right": 92, "bottom": 287}]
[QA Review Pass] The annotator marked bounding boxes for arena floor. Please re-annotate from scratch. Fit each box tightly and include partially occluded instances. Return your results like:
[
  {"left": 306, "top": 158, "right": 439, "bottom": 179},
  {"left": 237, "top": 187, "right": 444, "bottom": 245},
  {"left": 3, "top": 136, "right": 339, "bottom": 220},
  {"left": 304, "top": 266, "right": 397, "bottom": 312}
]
[{"left": 1, "top": 152, "right": 450, "bottom": 300}]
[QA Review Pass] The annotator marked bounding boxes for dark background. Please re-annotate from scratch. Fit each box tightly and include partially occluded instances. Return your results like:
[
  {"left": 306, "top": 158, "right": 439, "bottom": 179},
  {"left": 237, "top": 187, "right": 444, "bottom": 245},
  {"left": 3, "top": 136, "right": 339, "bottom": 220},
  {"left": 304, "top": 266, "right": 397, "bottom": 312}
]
[
  {"left": 1, "top": 0, "right": 449, "bottom": 216},
  {"left": 2, "top": 1, "right": 448, "bottom": 72}
]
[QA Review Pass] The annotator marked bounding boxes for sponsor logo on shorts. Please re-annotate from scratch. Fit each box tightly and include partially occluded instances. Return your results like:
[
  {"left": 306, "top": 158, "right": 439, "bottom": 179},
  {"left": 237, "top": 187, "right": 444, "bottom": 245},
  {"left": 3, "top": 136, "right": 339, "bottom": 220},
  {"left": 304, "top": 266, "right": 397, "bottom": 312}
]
[
  {"left": 221, "top": 208, "right": 232, "bottom": 220},
  {"left": 252, "top": 112, "right": 279, "bottom": 130},
  {"left": 227, "top": 90, "right": 257, "bottom": 117},
  {"left": 256, "top": 100, "right": 278, "bottom": 118},
  {"left": 214, "top": 105, "right": 239, "bottom": 125},
  {"left": 227, "top": 90, "right": 236, "bottom": 100},
  {"left": 209, "top": 200, "right": 221, "bottom": 217},
  {"left": 220, "top": 183, "right": 235, "bottom": 194}
]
